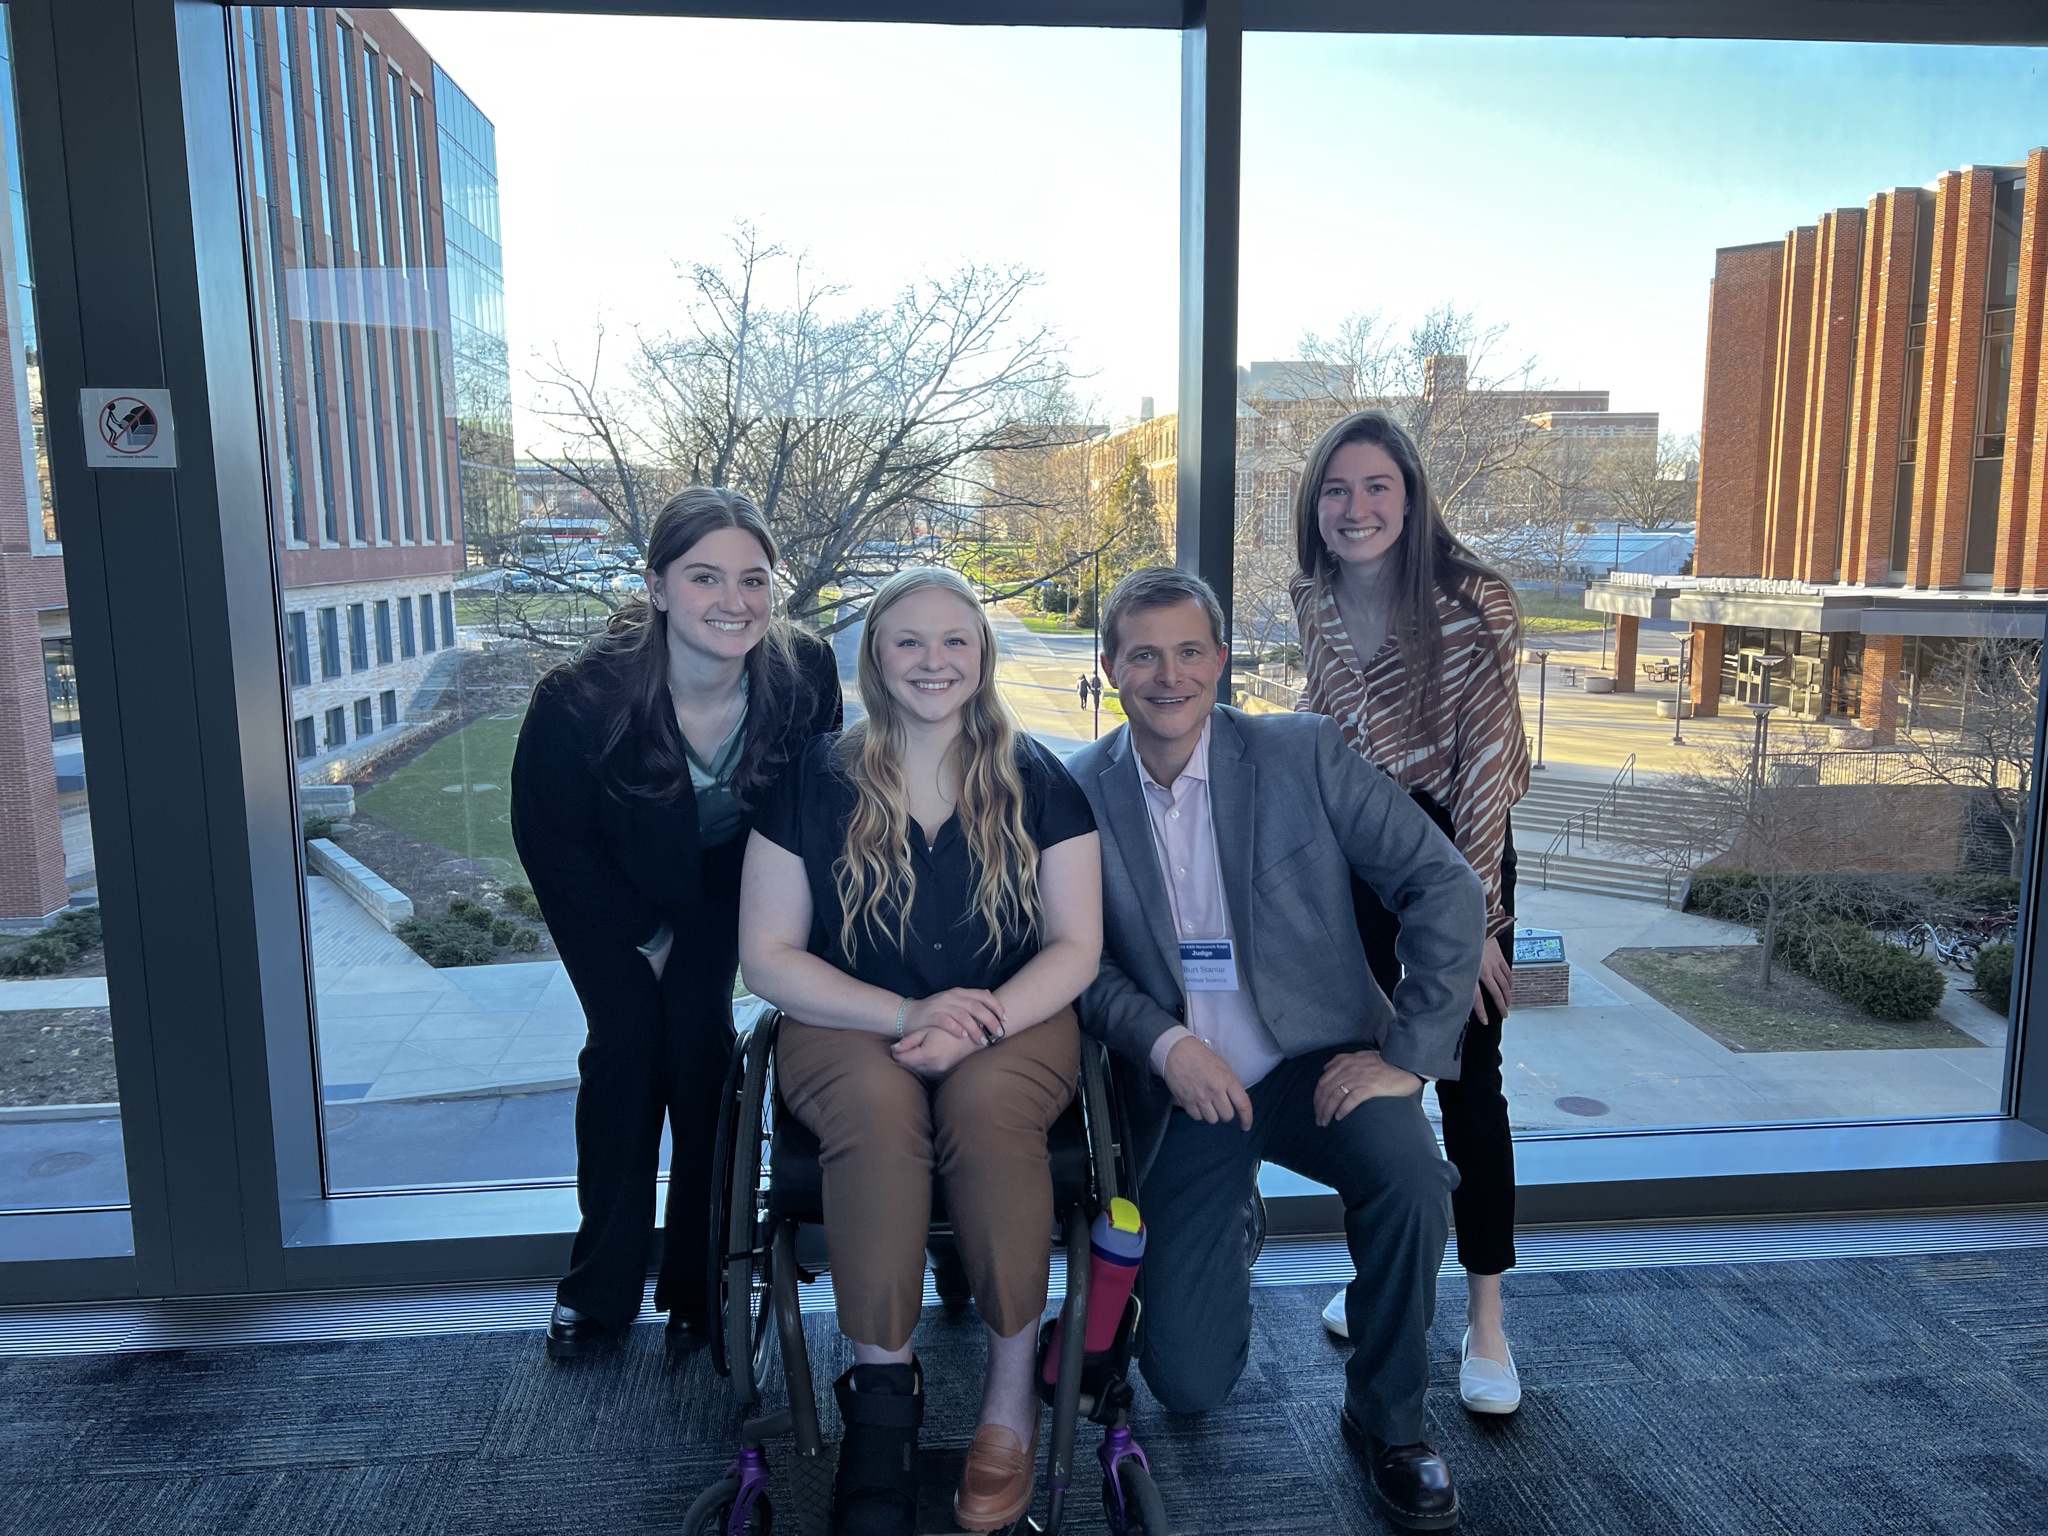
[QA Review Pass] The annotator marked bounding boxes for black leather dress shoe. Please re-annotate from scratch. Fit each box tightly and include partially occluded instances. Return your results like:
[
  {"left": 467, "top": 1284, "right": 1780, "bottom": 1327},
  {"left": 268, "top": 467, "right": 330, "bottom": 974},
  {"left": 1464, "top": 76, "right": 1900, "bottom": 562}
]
[
  {"left": 1340, "top": 1405, "right": 1458, "bottom": 1530},
  {"left": 545, "top": 1302, "right": 624, "bottom": 1361},
  {"left": 664, "top": 1312, "right": 712, "bottom": 1358}
]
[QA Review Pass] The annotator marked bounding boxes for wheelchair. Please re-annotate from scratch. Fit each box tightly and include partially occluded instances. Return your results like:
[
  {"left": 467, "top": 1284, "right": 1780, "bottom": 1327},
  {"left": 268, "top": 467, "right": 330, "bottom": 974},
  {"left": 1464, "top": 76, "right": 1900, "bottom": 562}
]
[{"left": 683, "top": 1008, "right": 1172, "bottom": 1536}]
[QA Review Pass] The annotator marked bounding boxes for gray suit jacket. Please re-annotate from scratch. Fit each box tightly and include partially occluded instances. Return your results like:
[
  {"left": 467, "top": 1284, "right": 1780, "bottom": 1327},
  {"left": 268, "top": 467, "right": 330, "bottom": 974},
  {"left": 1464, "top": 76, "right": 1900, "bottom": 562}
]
[{"left": 1073, "top": 706, "right": 1484, "bottom": 1181}]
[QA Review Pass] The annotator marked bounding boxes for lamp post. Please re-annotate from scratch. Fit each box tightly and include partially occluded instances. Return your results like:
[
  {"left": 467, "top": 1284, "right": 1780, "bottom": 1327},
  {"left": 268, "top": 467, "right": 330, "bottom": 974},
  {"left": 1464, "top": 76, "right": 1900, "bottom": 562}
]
[
  {"left": 1672, "top": 631, "right": 1692, "bottom": 747},
  {"left": 1746, "top": 701, "right": 1775, "bottom": 797},
  {"left": 1529, "top": 648, "right": 1550, "bottom": 771}
]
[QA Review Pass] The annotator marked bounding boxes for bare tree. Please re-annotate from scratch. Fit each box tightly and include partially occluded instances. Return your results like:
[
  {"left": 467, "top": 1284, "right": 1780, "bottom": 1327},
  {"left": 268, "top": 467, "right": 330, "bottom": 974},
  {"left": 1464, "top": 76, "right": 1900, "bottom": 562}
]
[
  {"left": 1613, "top": 738, "right": 1914, "bottom": 986},
  {"left": 1233, "top": 537, "right": 1300, "bottom": 665},
  {"left": 522, "top": 229, "right": 1078, "bottom": 636},
  {"left": 1593, "top": 430, "right": 1699, "bottom": 533},
  {"left": 1476, "top": 434, "right": 1603, "bottom": 596},
  {"left": 1294, "top": 305, "right": 1548, "bottom": 533},
  {"left": 1896, "top": 638, "right": 2040, "bottom": 876}
]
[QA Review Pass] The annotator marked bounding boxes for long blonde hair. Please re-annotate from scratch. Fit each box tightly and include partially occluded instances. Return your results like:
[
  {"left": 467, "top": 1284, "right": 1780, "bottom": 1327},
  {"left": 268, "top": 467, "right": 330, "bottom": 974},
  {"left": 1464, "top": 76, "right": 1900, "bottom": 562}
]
[{"left": 835, "top": 567, "right": 1040, "bottom": 959}]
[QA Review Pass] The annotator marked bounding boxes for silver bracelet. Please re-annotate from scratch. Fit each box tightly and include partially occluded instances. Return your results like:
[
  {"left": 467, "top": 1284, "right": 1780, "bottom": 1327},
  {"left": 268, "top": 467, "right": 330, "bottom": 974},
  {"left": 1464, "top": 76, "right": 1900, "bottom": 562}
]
[{"left": 893, "top": 996, "right": 910, "bottom": 1041}]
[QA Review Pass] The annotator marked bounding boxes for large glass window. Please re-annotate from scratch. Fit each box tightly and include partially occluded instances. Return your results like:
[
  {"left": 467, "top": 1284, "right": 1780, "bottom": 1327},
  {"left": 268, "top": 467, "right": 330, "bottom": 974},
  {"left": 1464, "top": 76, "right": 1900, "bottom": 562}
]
[
  {"left": 0, "top": 5, "right": 125, "bottom": 1217},
  {"left": 232, "top": 8, "right": 1174, "bottom": 1194},
  {"left": 1240, "top": 32, "right": 2044, "bottom": 1138}
]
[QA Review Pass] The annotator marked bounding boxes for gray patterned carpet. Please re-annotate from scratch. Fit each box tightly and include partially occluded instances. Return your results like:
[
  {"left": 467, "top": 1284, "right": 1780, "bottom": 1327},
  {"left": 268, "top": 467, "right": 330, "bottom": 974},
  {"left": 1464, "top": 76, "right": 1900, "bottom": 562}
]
[{"left": 5, "top": 1249, "right": 2047, "bottom": 1534}]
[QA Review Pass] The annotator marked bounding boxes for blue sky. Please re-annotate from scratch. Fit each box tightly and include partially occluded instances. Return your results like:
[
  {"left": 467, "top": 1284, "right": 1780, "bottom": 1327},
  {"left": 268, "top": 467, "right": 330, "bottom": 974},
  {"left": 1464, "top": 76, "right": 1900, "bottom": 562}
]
[
  {"left": 394, "top": 13, "right": 2048, "bottom": 448},
  {"left": 1243, "top": 34, "right": 2048, "bottom": 436}
]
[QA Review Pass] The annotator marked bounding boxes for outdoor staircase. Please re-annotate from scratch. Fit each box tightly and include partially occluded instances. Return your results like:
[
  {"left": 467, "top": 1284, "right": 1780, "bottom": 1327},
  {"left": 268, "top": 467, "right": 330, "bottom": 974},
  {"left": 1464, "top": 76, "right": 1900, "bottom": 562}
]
[{"left": 1514, "top": 771, "right": 1704, "bottom": 906}]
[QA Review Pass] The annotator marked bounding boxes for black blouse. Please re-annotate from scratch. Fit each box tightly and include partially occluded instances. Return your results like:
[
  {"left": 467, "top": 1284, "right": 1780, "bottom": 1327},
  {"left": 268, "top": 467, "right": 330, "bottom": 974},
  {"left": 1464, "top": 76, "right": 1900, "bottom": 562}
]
[{"left": 755, "top": 733, "right": 1095, "bottom": 998}]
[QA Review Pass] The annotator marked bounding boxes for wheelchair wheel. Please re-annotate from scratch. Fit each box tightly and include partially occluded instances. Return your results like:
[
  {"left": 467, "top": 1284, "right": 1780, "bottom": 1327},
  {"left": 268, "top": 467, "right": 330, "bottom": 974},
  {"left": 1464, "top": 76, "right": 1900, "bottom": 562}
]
[
  {"left": 1103, "top": 1459, "right": 1172, "bottom": 1536},
  {"left": 681, "top": 1475, "right": 772, "bottom": 1536},
  {"left": 1246, "top": 1187, "right": 1268, "bottom": 1267},
  {"left": 711, "top": 1012, "right": 778, "bottom": 1398}
]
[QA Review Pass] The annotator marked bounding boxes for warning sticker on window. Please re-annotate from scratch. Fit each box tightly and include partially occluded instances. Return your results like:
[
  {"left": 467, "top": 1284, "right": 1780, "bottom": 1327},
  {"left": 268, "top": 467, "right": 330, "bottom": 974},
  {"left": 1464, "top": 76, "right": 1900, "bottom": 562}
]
[{"left": 80, "top": 388, "right": 178, "bottom": 469}]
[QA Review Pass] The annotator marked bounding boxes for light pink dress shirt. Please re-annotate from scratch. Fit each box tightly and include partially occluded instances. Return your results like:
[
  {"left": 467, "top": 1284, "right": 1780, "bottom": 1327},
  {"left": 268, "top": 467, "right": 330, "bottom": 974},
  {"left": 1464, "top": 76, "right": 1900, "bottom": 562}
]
[{"left": 1136, "top": 721, "right": 1285, "bottom": 1088}]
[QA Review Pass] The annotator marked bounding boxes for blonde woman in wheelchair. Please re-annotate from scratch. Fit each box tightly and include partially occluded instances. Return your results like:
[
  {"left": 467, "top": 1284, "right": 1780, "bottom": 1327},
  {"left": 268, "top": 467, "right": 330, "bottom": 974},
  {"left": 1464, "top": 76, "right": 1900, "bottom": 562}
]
[{"left": 739, "top": 566, "right": 1102, "bottom": 1536}]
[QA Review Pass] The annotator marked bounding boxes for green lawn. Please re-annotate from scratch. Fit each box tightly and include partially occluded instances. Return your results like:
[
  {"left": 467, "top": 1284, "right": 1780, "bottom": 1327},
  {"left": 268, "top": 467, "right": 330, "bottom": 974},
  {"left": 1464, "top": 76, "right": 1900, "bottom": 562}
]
[
  {"left": 1013, "top": 608, "right": 1079, "bottom": 634},
  {"left": 456, "top": 594, "right": 612, "bottom": 628},
  {"left": 357, "top": 710, "right": 527, "bottom": 872},
  {"left": 1518, "top": 589, "right": 1606, "bottom": 631},
  {"left": 1605, "top": 945, "right": 1976, "bottom": 1052}
]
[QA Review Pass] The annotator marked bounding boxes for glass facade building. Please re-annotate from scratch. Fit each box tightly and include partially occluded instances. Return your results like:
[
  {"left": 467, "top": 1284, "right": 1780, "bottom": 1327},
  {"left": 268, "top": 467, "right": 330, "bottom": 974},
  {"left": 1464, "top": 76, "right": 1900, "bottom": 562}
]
[{"left": 433, "top": 63, "right": 514, "bottom": 571}]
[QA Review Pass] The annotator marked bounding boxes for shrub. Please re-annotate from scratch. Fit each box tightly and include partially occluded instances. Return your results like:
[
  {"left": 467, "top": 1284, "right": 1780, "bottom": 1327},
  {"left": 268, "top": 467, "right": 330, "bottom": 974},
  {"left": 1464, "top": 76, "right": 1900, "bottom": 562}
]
[
  {"left": 0, "top": 935, "right": 71, "bottom": 977},
  {"left": 1689, "top": 873, "right": 1930, "bottom": 930},
  {"left": 446, "top": 895, "right": 495, "bottom": 932},
  {"left": 1973, "top": 942, "right": 2015, "bottom": 1016},
  {"left": 490, "top": 917, "right": 518, "bottom": 946},
  {"left": 1927, "top": 874, "right": 2021, "bottom": 910},
  {"left": 302, "top": 813, "right": 338, "bottom": 844},
  {"left": 501, "top": 883, "right": 539, "bottom": 919},
  {"left": 49, "top": 906, "right": 101, "bottom": 956},
  {"left": 1772, "top": 913, "right": 1946, "bottom": 1021},
  {"left": 395, "top": 914, "right": 496, "bottom": 967},
  {"left": 508, "top": 927, "right": 541, "bottom": 954}
]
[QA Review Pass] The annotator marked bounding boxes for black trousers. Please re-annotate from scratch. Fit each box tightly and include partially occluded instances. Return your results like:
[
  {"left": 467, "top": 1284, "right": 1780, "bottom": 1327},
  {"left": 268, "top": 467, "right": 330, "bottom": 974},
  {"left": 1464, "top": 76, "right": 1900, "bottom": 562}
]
[
  {"left": 1352, "top": 802, "right": 1518, "bottom": 1277},
  {"left": 557, "top": 836, "right": 746, "bottom": 1330}
]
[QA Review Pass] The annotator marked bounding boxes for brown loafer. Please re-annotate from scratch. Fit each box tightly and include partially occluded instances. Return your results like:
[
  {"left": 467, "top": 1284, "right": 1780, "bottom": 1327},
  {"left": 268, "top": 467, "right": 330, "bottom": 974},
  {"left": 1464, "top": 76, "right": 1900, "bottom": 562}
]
[{"left": 952, "top": 1421, "right": 1038, "bottom": 1531}]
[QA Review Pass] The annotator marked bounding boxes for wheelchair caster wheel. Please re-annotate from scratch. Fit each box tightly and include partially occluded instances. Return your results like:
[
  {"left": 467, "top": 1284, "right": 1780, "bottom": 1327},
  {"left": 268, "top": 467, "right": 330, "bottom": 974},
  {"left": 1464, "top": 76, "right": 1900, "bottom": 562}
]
[
  {"left": 1102, "top": 1460, "right": 1171, "bottom": 1536},
  {"left": 682, "top": 1475, "right": 772, "bottom": 1536}
]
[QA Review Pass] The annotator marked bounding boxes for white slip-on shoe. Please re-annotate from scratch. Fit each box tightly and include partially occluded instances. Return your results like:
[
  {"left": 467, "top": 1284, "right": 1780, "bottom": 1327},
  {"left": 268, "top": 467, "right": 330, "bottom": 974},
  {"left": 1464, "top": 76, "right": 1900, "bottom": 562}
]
[
  {"left": 1458, "top": 1326, "right": 1521, "bottom": 1415},
  {"left": 1321, "top": 1287, "right": 1349, "bottom": 1339}
]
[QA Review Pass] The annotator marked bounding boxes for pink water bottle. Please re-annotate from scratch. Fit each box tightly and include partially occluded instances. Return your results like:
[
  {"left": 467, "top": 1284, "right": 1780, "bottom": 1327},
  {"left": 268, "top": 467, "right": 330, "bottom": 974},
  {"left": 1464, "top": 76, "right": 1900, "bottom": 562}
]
[{"left": 1043, "top": 1197, "right": 1145, "bottom": 1382}]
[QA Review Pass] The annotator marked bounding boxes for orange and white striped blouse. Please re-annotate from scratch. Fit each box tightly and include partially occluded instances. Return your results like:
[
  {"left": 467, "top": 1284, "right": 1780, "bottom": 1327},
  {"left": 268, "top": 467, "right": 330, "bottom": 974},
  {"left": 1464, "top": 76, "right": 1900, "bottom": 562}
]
[{"left": 1289, "top": 569, "right": 1530, "bottom": 940}]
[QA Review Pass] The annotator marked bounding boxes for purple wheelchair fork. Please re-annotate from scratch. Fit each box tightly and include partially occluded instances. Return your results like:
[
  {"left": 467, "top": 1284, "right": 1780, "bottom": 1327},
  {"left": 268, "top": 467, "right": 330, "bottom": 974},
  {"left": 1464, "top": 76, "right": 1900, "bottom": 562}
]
[
  {"left": 722, "top": 1444, "right": 770, "bottom": 1536},
  {"left": 1097, "top": 1425, "right": 1151, "bottom": 1535}
]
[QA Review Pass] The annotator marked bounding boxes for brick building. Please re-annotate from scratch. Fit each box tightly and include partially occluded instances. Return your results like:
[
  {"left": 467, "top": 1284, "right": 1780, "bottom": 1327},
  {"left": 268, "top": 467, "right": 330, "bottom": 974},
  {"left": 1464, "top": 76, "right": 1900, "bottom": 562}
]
[
  {"left": 1006, "top": 360, "right": 1656, "bottom": 571},
  {"left": 1589, "top": 153, "right": 2047, "bottom": 739},
  {"left": 0, "top": 9, "right": 507, "bottom": 920}
]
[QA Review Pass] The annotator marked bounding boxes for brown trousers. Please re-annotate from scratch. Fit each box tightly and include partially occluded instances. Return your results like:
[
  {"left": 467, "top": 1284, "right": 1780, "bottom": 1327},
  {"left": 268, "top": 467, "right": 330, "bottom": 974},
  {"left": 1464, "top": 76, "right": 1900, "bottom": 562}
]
[{"left": 776, "top": 1010, "right": 1079, "bottom": 1349}]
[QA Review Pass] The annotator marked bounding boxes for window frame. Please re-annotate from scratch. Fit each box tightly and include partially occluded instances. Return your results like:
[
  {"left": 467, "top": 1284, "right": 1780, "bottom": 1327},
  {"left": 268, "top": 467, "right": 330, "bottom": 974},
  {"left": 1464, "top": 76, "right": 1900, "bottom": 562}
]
[
  {"left": 2, "top": 0, "right": 2044, "bottom": 1307},
  {"left": 316, "top": 603, "right": 340, "bottom": 679}
]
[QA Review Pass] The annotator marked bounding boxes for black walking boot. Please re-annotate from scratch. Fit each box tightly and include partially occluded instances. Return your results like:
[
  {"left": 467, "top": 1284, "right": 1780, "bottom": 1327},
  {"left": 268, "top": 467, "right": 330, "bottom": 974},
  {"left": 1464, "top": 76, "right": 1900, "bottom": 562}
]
[{"left": 829, "top": 1358, "right": 924, "bottom": 1536}]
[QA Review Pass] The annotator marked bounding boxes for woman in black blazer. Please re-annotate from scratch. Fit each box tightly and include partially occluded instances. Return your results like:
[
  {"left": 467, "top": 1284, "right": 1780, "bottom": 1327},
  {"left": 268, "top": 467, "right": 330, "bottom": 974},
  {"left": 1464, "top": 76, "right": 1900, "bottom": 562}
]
[{"left": 510, "top": 486, "right": 841, "bottom": 1359}]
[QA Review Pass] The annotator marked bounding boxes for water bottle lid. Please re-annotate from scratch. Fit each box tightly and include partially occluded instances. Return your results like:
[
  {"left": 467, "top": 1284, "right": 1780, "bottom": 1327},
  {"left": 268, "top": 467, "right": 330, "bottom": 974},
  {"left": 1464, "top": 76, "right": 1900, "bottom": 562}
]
[{"left": 1106, "top": 1197, "right": 1141, "bottom": 1234}]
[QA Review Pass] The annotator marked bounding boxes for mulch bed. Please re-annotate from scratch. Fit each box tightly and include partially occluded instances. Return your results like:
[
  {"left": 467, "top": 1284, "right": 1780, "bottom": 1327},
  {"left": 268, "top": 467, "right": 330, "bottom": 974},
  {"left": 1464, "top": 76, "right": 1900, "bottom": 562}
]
[
  {"left": 0, "top": 1008, "right": 117, "bottom": 1107},
  {"left": 324, "top": 815, "right": 556, "bottom": 967}
]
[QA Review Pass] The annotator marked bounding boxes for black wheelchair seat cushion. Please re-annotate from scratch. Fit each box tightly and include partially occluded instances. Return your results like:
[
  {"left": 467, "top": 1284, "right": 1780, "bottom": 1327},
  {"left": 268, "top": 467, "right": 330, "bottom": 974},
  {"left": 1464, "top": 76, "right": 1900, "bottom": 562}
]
[{"left": 768, "top": 1093, "right": 1092, "bottom": 1223}]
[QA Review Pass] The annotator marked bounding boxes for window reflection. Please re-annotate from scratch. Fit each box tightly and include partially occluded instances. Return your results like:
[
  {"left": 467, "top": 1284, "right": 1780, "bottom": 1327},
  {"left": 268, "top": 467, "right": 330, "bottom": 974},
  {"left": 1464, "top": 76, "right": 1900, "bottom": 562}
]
[
  {"left": 1240, "top": 33, "right": 2043, "bottom": 1133},
  {"left": 0, "top": 4, "right": 126, "bottom": 1214},
  {"left": 235, "top": 8, "right": 1174, "bottom": 1191}
]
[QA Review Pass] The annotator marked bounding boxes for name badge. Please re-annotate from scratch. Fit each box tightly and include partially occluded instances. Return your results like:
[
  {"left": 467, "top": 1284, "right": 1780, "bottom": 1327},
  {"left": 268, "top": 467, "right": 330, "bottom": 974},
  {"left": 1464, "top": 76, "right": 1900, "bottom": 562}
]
[{"left": 1179, "top": 939, "right": 1240, "bottom": 992}]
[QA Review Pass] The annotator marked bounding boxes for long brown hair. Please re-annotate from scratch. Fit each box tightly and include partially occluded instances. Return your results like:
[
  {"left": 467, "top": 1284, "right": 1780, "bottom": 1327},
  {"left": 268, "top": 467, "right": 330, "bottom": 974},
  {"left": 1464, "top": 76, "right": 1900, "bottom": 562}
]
[
  {"left": 1292, "top": 408, "right": 1518, "bottom": 741},
  {"left": 558, "top": 486, "right": 814, "bottom": 805},
  {"left": 834, "top": 567, "right": 1039, "bottom": 959}
]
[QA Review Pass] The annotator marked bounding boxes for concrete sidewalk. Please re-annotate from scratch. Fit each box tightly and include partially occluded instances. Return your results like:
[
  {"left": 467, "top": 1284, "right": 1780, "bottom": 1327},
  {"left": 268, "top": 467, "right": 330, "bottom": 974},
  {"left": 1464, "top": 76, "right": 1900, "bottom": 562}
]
[
  {"left": 1507, "top": 887, "right": 2006, "bottom": 1131},
  {"left": 305, "top": 876, "right": 587, "bottom": 1102}
]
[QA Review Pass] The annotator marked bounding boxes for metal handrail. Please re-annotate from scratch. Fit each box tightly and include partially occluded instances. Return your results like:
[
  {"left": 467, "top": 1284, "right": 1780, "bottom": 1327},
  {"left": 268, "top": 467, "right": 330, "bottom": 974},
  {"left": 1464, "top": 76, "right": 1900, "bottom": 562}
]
[{"left": 1537, "top": 753, "right": 1636, "bottom": 891}]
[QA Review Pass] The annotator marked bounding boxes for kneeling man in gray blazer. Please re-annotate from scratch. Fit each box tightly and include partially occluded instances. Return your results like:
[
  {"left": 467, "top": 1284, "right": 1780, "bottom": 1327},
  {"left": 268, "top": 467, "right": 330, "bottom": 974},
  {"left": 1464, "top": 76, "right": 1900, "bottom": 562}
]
[{"left": 1074, "top": 567, "right": 1484, "bottom": 1533}]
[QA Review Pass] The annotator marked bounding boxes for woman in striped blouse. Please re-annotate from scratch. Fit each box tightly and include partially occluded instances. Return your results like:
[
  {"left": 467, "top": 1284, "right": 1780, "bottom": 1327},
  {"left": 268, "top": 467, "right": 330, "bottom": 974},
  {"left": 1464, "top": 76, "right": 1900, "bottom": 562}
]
[{"left": 1289, "top": 408, "right": 1532, "bottom": 1416}]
